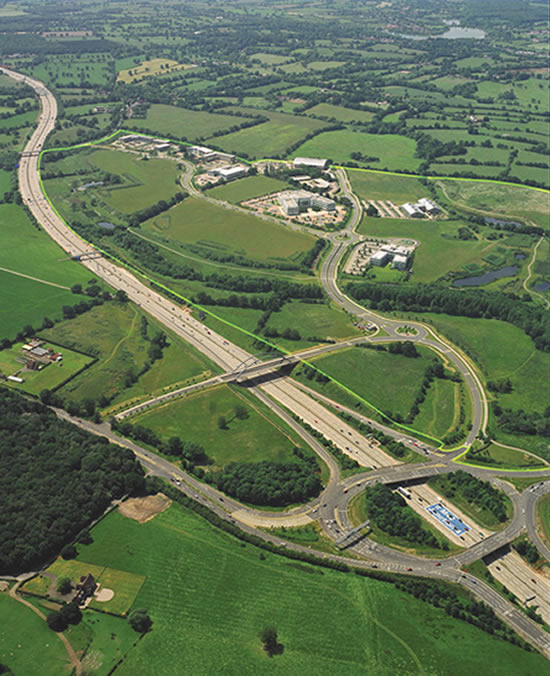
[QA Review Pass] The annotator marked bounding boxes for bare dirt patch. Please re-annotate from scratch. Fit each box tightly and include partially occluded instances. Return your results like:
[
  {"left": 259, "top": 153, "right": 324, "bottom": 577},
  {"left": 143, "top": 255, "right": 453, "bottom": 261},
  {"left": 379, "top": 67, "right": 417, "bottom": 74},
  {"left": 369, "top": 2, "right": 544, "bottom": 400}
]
[
  {"left": 94, "top": 587, "right": 114, "bottom": 602},
  {"left": 118, "top": 493, "right": 172, "bottom": 523},
  {"left": 0, "top": 581, "right": 9, "bottom": 592}
]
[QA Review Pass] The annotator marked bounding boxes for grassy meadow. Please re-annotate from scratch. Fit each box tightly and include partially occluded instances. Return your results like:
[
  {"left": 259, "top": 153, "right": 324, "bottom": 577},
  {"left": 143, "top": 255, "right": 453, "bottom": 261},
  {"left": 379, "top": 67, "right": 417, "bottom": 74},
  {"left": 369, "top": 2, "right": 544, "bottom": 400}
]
[
  {"left": 141, "top": 197, "right": 316, "bottom": 263},
  {"left": 129, "top": 384, "right": 300, "bottom": 467},
  {"left": 207, "top": 174, "right": 288, "bottom": 203},
  {"left": 349, "top": 170, "right": 426, "bottom": 203},
  {"left": 64, "top": 502, "right": 550, "bottom": 676}
]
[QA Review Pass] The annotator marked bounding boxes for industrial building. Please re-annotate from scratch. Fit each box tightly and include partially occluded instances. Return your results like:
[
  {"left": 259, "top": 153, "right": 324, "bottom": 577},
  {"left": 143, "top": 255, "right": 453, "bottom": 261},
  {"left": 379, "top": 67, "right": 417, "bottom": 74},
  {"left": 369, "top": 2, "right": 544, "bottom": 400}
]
[
  {"left": 188, "top": 146, "right": 236, "bottom": 163},
  {"left": 401, "top": 202, "right": 425, "bottom": 218},
  {"left": 293, "top": 157, "right": 330, "bottom": 170},
  {"left": 207, "top": 164, "right": 248, "bottom": 181},
  {"left": 401, "top": 197, "right": 441, "bottom": 218},
  {"left": 278, "top": 190, "right": 336, "bottom": 216}
]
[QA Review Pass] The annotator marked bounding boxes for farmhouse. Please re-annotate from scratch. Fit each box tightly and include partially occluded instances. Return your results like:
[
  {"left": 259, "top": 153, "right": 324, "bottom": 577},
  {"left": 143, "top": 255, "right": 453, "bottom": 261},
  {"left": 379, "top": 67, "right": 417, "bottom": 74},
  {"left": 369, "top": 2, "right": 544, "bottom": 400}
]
[
  {"left": 293, "top": 157, "right": 330, "bottom": 170},
  {"left": 74, "top": 574, "right": 97, "bottom": 605}
]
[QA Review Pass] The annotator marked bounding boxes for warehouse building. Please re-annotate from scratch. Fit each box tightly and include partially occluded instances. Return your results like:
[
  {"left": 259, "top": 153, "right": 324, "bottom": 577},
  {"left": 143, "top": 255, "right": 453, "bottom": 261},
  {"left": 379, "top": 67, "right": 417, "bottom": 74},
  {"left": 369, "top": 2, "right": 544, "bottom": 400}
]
[
  {"left": 293, "top": 157, "right": 330, "bottom": 170},
  {"left": 401, "top": 202, "right": 425, "bottom": 218},
  {"left": 417, "top": 197, "right": 441, "bottom": 214}
]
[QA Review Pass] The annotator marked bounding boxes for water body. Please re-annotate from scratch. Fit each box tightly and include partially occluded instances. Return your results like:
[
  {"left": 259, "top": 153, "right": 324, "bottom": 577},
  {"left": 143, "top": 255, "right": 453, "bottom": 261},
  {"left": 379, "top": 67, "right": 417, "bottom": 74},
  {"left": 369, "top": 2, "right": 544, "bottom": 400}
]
[
  {"left": 534, "top": 281, "right": 550, "bottom": 292},
  {"left": 397, "top": 26, "right": 485, "bottom": 41},
  {"left": 515, "top": 253, "right": 526, "bottom": 260},
  {"left": 453, "top": 266, "right": 519, "bottom": 287},
  {"left": 98, "top": 221, "right": 115, "bottom": 230}
]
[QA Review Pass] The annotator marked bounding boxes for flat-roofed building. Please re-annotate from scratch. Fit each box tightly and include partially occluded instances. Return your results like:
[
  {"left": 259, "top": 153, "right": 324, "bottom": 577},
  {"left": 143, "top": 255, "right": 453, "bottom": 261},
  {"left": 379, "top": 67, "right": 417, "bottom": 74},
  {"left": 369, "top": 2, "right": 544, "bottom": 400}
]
[
  {"left": 417, "top": 197, "right": 441, "bottom": 214},
  {"left": 370, "top": 250, "right": 390, "bottom": 266},
  {"left": 293, "top": 157, "right": 329, "bottom": 170},
  {"left": 279, "top": 194, "right": 300, "bottom": 216},
  {"left": 391, "top": 254, "right": 409, "bottom": 270},
  {"left": 218, "top": 165, "right": 248, "bottom": 181},
  {"left": 311, "top": 195, "right": 336, "bottom": 211}
]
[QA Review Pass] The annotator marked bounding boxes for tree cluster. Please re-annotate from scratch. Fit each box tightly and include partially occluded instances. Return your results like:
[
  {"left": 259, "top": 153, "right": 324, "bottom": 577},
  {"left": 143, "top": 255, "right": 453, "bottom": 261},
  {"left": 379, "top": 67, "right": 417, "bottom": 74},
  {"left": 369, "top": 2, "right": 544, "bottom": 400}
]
[
  {"left": 364, "top": 483, "right": 446, "bottom": 549},
  {"left": 0, "top": 389, "right": 145, "bottom": 574},
  {"left": 436, "top": 471, "right": 508, "bottom": 522}
]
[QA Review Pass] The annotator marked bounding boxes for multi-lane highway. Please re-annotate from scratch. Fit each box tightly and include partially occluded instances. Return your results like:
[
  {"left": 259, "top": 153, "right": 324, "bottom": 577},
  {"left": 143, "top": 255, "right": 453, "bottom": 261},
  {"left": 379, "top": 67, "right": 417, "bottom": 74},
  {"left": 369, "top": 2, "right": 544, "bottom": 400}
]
[{"left": 4, "top": 65, "right": 550, "bottom": 658}]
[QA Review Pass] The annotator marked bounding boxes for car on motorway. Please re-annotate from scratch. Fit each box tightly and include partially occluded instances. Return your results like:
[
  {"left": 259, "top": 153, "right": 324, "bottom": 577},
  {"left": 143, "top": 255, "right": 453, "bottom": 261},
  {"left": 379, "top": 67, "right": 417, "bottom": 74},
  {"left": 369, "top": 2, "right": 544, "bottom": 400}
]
[{"left": 406, "top": 567, "right": 413, "bottom": 572}]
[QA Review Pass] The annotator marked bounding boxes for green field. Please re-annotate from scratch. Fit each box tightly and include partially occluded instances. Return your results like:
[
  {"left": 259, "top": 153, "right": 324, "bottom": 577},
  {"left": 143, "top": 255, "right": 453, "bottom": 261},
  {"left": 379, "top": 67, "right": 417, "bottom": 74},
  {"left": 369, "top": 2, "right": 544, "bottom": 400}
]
[
  {"left": 539, "top": 494, "right": 550, "bottom": 549},
  {"left": 126, "top": 103, "right": 242, "bottom": 141},
  {"left": 358, "top": 217, "right": 493, "bottom": 283},
  {"left": 207, "top": 175, "right": 288, "bottom": 203},
  {"left": 66, "top": 501, "right": 549, "bottom": 675},
  {"left": 129, "top": 384, "right": 300, "bottom": 467},
  {"left": 294, "top": 345, "right": 437, "bottom": 421},
  {"left": 307, "top": 103, "right": 375, "bottom": 123},
  {"left": 0, "top": 589, "right": 70, "bottom": 676},
  {"left": 41, "top": 303, "right": 214, "bottom": 408},
  {"left": 88, "top": 149, "right": 181, "bottom": 213},
  {"left": 436, "top": 180, "right": 549, "bottom": 230},
  {"left": 463, "top": 444, "right": 547, "bottom": 470},
  {"left": 422, "top": 314, "right": 550, "bottom": 415},
  {"left": 293, "top": 130, "right": 420, "bottom": 172},
  {"left": 0, "top": 270, "right": 78, "bottom": 341},
  {"left": 264, "top": 301, "right": 361, "bottom": 347},
  {"left": 349, "top": 170, "right": 426, "bottom": 203},
  {"left": 210, "top": 107, "right": 327, "bottom": 158},
  {"left": 413, "top": 378, "right": 459, "bottom": 440},
  {"left": 141, "top": 197, "right": 316, "bottom": 263},
  {"left": 117, "top": 58, "right": 194, "bottom": 83},
  {"left": 0, "top": 340, "right": 94, "bottom": 396}
]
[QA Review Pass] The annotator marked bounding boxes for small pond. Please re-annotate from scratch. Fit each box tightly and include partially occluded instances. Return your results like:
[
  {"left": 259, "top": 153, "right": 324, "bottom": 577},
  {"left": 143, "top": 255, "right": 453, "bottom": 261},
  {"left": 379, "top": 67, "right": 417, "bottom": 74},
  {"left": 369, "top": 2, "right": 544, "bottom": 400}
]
[{"left": 453, "top": 266, "right": 519, "bottom": 287}]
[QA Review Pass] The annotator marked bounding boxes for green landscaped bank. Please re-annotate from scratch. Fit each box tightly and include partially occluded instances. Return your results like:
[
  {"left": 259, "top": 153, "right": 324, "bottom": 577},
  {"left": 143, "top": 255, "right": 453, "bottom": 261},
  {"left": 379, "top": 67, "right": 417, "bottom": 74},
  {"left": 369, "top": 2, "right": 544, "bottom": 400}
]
[{"left": 66, "top": 501, "right": 548, "bottom": 676}]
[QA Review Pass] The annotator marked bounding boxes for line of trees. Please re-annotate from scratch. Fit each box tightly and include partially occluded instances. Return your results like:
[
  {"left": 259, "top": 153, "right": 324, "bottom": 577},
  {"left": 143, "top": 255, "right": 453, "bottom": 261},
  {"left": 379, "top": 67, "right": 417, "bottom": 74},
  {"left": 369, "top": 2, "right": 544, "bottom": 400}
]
[
  {"left": 435, "top": 471, "right": 509, "bottom": 523},
  {"left": 346, "top": 281, "right": 550, "bottom": 352}
]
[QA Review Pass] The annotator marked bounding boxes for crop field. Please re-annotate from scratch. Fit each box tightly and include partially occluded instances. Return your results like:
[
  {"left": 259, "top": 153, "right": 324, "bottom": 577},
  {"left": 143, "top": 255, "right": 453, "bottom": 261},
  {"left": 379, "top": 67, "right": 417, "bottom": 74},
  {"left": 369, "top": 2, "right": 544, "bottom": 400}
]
[
  {"left": 126, "top": 103, "right": 241, "bottom": 141},
  {"left": 265, "top": 301, "right": 361, "bottom": 344},
  {"left": 294, "top": 345, "right": 436, "bottom": 421},
  {"left": 358, "top": 217, "right": 494, "bottom": 284},
  {"left": 349, "top": 170, "right": 425, "bottom": 203},
  {"left": 141, "top": 197, "right": 316, "bottom": 263},
  {"left": 207, "top": 175, "right": 288, "bottom": 203},
  {"left": 307, "top": 104, "right": 375, "bottom": 123},
  {"left": 129, "top": 384, "right": 300, "bottom": 467},
  {"left": 293, "top": 131, "right": 420, "bottom": 172},
  {"left": 88, "top": 149, "right": 181, "bottom": 213},
  {"left": 117, "top": 58, "right": 195, "bottom": 83},
  {"left": 0, "top": 590, "right": 70, "bottom": 676},
  {"left": 0, "top": 341, "right": 94, "bottom": 396},
  {"left": 40, "top": 303, "right": 215, "bottom": 409},
  {"left": 68, "top": 502, "right": 549, "bottom": 676},
  {"left": 210, "top": 107, "right": 327, "bottom": 158}
]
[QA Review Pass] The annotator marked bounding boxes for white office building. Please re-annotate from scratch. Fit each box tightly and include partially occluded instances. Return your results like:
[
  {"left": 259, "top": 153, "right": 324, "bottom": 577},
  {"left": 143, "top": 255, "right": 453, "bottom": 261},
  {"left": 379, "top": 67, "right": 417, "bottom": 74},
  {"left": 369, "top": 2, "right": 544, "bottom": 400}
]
[
  {"left": 370, "top": 250, "right": 390, "bottom": 266},
  {"left": 391, "top": 254, "right": 409, "bottom": 270},
  {"left": 293, "top": 157, "right": 329, "bottom": 170}
]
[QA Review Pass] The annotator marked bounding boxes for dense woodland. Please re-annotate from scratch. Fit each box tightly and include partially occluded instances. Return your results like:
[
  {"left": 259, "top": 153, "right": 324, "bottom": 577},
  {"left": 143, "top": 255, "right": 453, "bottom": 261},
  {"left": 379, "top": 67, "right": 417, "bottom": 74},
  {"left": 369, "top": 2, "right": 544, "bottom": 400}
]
[{"left": 0, "top": 389, "right": 145, "bottom": 574}]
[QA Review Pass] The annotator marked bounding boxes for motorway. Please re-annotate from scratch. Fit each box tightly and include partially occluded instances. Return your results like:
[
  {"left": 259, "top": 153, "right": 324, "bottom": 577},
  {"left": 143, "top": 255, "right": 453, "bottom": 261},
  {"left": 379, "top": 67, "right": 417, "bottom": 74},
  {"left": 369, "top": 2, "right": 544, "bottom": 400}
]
[{"left": 4, "top": 65, "right": 550, "bottom": 658}]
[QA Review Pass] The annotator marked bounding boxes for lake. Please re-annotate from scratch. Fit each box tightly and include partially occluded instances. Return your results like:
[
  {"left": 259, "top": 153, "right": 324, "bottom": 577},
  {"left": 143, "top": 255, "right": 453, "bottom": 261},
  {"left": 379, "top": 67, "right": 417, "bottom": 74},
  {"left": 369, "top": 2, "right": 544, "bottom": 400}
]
[
  {"left": 398, "top": 26, "right": 486, "bottom": 41},
  {"left": 453, "top": 266, "right": 519, "bottom": 287}
]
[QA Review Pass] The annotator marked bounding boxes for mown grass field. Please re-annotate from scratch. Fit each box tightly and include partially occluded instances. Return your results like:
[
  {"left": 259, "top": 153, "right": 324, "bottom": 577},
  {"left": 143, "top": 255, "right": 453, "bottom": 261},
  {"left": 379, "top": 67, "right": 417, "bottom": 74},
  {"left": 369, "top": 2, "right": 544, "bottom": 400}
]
[
  {"left": 358, "top": 217, "right": 493, "bottom": 283},
  {"left": 349, "top": 170, "right": 425, "bottom": 203},
  {"left": 69, "top": 502, "right": 549, "bottom": 676},
  {"left": 41, "top": 303, "right": 214, "bottom": 408},
  {"left": 126, "top": 103, "right": 241, "bottom": 141},
  {"left": 0, "top": 341, "right": 94, "bottom": 396},
  {"left": 294, "top": 345, "right": 436, "bottom": 420},
  {"left": 129, "top": 384, "right": 300, "bottom": 467},
  {"left": 207, "top": 175, "right": 288, "bottom": 203},
  {"left": 294, "top": 130, "right": 420, "bottom": 172},
  {"left": 89, "top": 567, "right": 146, "bottom": 616},
  {"left": 464, "top": 444, "right": 546, "bottom": 470},
  {"left": 141, "top": 196, "right": 316, "bottom": 263},
  {"left": 436, "top": 180, "right": 549, "bottom": 230},
  {"left": 539, "top": 494, "right": 550, "bottom": 548},
  {"left": 0, "top": 589, "right": 70, "bottom": 676},
  {"left": 88, "top": 149, "right": 181, "bottom": 213},
  {"left": 0, "top": 271, "right": 77, "bottom": 341},
  {"left": 0, "top": 204, "right": 90, "bottom": 287},
  {"left": 211, "top": 107, "right": 327, "bottom": 158}
]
